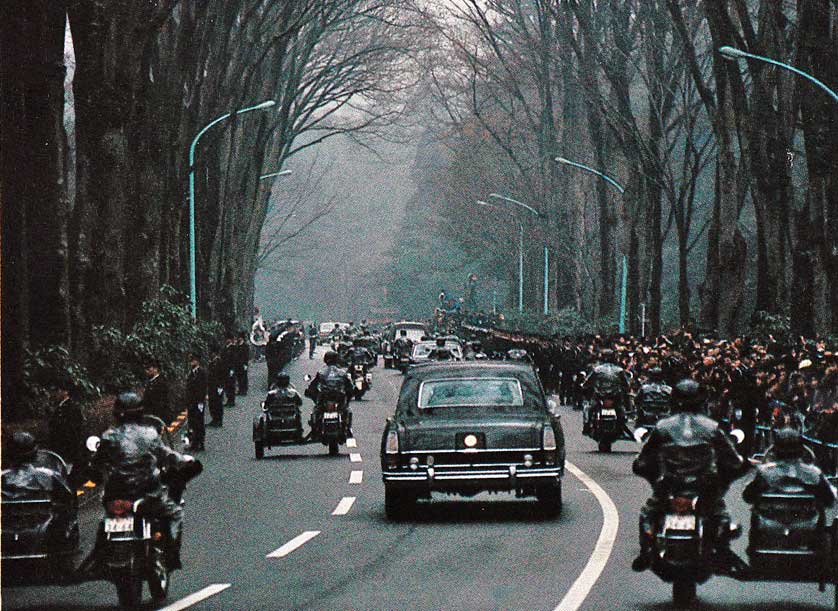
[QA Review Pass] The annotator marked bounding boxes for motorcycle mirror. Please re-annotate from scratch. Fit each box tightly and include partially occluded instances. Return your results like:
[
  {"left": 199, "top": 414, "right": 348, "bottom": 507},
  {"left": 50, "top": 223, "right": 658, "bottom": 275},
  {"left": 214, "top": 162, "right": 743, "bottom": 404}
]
[
  {"left": 85, "top": 435, "right": 101, "bottom": 452},
  {"left": 730, "top": 428, "right": 746, "bottom": 445},
  {"left": 634, "top": 427, "right": 649, "bottom": 444},
  {"left": 304, "top": 374, "right": 312, "bottom": 382}
]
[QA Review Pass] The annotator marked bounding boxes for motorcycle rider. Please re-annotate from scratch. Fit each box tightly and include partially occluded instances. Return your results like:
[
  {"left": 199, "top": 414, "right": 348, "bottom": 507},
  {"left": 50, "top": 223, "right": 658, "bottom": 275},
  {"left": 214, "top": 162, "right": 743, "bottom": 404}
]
[
  {"left": 265, "top": 373, "right": 303, "bottom": 411},
  {"left": 84, "top": 392, "right": 200, "bottom": 570},
  {"left": 393, "top": 329, "right": 414, "bottom": 361},
  {"left": 305, "top": 351, "right": 354, "bottom": 438},
  {"left": 744, "top": 427, "right": 835, "bottom": 507},
  {"left": 466, "top": 340, "right": 488, "bottom": 360},
  {"left": 632, "top": 379, "right": 746, "bottom": 574},
  {"left": 3, "top": 431, "right": 74, "bottom": 504},
  {"left": 636, "top": 367, "right": 672, "bottom": 426},
  {"left": 348, "top": 338, "right": 375, "bottom": 369},
  {"left": 307, "top": 324, "right": 318, "bottom": 359},
  {"left": 581, "top": 349, "right": 630, "bottom": 435},
  {"left": 428, "top": 337, "right": 455, "bottom": 361}
]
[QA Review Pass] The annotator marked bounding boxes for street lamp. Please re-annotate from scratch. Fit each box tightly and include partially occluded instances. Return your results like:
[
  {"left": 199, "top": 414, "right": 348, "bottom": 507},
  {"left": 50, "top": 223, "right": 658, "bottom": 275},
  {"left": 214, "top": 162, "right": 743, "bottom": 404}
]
[
  {"left": 553, "top": 156, "right": 627, "bottom": 333},
  {"left": 718, "top": 46, "right": 838, "bottom": 103},
  {"left": 259, "top": 169, "right": 293, "bottom": 180},
  {"left": 188, "top": 99, "right": 276, "bottom": 319},
  {"left": 487, "top": 194, "right": 550, "bottom": 315},
  {"left": 475, "top": 200, "right": 525, "bottom": 313}
]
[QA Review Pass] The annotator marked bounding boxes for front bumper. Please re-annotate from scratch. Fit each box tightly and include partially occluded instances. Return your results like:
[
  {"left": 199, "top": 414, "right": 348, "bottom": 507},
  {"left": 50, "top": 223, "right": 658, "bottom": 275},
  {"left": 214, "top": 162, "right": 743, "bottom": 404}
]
[{"left": 382, "top": 464, "right": 563, "bottom": 492}]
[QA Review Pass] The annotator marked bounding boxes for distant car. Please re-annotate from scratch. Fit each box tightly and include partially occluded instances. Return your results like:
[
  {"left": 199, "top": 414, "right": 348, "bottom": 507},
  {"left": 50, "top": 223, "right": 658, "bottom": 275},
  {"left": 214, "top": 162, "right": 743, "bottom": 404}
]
[
  {"left": 410, "top": 340, "right": 463, "bottom": 362},
  {"left": 380, "top": 362, "right": 565, "bottom": 519}
]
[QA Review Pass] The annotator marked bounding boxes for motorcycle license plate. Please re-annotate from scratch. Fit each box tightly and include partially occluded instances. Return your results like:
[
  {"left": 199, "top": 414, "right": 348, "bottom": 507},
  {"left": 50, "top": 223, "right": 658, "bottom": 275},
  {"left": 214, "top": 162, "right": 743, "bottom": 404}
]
[
  {"left": 600, "top": 408, "right": 617, "bottom": 417},
  {"left": 323, "top": 412, "right": 339, "bottom": 420},
  {"left": 664, "top": 513, "right": 696, "bottom": 531},
  {"left": 104, "top": 516, "right": 134, "bottom": 533}
]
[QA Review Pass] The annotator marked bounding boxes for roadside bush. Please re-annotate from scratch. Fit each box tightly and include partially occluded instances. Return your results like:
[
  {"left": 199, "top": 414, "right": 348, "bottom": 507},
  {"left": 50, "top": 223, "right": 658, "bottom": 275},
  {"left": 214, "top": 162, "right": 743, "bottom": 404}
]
[{"left": 497, "top": 308, "right": 595, "bottom": 337}]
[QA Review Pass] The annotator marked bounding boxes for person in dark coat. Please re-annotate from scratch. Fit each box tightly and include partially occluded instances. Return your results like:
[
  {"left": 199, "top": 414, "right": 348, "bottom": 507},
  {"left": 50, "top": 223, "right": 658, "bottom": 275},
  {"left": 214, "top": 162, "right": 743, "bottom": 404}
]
[
  {"left": 207, "top": 344, "right": 226, "bottom": 427},
  {"left": 185, "top": 352, "right": 208, "bottom": 451},
  {"left": 143, "top": 359, "right": 171, "bottom": 423},
  {"left": 222, "top": 336, "right": 237, "bottom": 406},
  {"left": 235, "top": 332, "right": 249, "bottom": 396},
  {"left": 47, "top": 379, "right": 85, "bottom": 467}
]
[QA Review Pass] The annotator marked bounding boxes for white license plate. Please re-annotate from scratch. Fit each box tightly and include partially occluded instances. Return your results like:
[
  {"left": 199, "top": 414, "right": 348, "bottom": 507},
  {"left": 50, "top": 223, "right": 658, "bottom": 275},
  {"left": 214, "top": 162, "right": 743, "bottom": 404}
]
[
  {"left": 104, "top": 517, "right": 134, "bottom": 533},
  {"left": 664, "top": 513, "right": 696, "bottom": 531},
  {"left": 323, "top": 412, "right": 339, "bottom": 420},
  {"left": 600, "top": 408, "right": 617, "bottom": 417}
]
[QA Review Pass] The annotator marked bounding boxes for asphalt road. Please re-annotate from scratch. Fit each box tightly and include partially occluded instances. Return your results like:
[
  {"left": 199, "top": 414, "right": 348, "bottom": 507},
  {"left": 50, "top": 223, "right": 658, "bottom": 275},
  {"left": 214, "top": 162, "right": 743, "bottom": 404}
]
[{"left": 3, "top": 348, "right": 835, "bottom": 610}]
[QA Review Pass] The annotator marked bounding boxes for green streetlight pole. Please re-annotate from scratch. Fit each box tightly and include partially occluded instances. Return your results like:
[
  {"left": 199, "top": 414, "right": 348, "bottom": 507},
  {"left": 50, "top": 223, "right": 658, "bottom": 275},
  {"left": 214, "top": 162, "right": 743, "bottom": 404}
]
[
  {"left": 718, "top": 46, "right": 838, "bottom": 104},
  {"left": 553, "top": 156, "right": 628, "bottom": 333},
  {"left": 188, "top": 99, "right": 276, "bottom": 319},
  {"left": 488, "top": 193, "right": 550, "bottom": 315}
]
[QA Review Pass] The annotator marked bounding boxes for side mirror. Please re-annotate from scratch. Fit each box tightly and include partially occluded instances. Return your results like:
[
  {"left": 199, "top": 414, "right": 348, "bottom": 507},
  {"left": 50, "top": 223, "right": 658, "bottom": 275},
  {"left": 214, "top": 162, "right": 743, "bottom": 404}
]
[
  {"left": 730, "top": 428, "right": 745, "bottom": 445},
  {"left": 304, "top": 374, "right": 312, "bottom": 382},
  {"left": 634, "top": 427, "right": 649, "bottom": 444},
  {"left": 547, "top": 399, "right": 558, "bottom": 412},
  {"left": 85, "top": 435, "right": 101, "bottom": 453}
]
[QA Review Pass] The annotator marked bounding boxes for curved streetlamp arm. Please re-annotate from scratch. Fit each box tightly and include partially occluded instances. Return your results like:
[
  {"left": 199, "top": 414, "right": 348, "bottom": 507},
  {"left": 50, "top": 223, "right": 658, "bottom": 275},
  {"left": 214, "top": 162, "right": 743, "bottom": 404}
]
[
  {"left": 189, "top": 100, "right": 276, "bottom": 167},
  {"left": 554, "top": 157, "right": 625, "bottom": 194},
  {"left": 487, "top": 193, "right": 542, "bottom": 217},
  {"left": 719, "top": 46, "right": 838, "bottom": 104},
  {"left": 259, "top": 169, "right": 292, "bottom": 180}
]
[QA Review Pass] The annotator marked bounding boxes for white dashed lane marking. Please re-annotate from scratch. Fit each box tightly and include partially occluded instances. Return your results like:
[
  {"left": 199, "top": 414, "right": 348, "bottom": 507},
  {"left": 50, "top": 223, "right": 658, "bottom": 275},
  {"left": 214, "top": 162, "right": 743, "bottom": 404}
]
[
  {"left": 349, "top": 453, "right": 362, "bottom": 462},
  {"left": 347, "top": 438, "right": 357, "bottom": 448},
  {"left": 156, "top": 583, "right": 231, "bottom": 611},
  {"left": 266, "top": 531, "right": 321, "bottom": 558},
  {"left": 349, "top": 470, "right": 363, "bottom": 484},
  {"left": 332, "top": 496, "right": 356, "bottom": 516}
]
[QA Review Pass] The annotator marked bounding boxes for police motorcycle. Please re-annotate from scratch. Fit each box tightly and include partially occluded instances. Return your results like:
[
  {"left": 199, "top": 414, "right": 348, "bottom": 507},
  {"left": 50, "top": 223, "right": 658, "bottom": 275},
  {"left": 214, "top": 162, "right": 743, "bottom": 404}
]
[
  {"left": 635, "top": 420, "right": 838, "bottom": 608},
  {"left": 582, "top": 365, "right": 634, "bottom": 453},
  {"left": 81, "top": 434, "right": 202, "bottom": 610},
  {"left": 1, "top": 435, "right": 80, "bottom": 587},
  {"left": 253, "top": 377, "right": 306, "bottom": 459},
  {"left": 304, "top": 370, "right": 352, "bottom": 456}
]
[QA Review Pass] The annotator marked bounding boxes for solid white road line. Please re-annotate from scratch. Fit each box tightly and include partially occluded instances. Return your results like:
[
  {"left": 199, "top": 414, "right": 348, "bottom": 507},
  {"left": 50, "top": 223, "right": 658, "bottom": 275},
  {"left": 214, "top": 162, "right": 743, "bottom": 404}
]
[
  {"left": 349, "top": 470, "right": 363, "bottom": 484},
  {"left": 349, "top": 452, "right": 362, "bottom": 462},
  {"left": 552, "top": 461, "right": 619, "bottom": 611},
  {"left": 332, "top": 496, "right": 356, "bottom": 515},
  {"left": 156, "top": 583, "right": 231, "bottom": 611},
  {"left": 266, "top": 530, "right": 321, "bottom": 558},
  {"left": 347, "top": 437, "right": 357, "bottom": 448}
]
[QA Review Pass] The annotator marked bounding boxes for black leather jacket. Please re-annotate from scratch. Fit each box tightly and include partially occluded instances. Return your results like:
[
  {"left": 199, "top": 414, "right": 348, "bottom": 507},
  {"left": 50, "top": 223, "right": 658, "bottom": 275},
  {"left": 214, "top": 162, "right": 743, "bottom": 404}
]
[
  {"left": 638, "top": 382, "right": 672, "bottom": 410},
  {"left": 633, "top": 412, "right": 744, "bottom": 496},
  {"left": 743, "top": 457, "right": 836, "bottom": 508},
  {"left": 91, "top": 420, "right": 187, "bottom": 501},
  {"left": 584, "top": 363, "right": 630, "bottom": 398},
  {"left": 349, "top": 347, "right": 374, "bottom": 367},
  {"left": 393, "top": 337, "right": 413, "bottom": 357},
  {"left": 305, "top": 365, "right": 354, "bottom": 402}
]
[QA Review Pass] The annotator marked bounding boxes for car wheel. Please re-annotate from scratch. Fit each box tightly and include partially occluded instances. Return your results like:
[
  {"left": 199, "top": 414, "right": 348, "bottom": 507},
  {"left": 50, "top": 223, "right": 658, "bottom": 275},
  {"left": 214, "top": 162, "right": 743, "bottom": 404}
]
[
  {"left": 115, "top": 575, "right": 143, "bottom": 610},
  {"left": 255, "top": 442, "right": 264, "bottom": 460},
  {"left": 328, "top": 440, "right": 340, "bottom": 455},
  {"left": 672, "top": 579, "right": 696, "bottom": 608},
  {"left": 598, "top": 439, "right": 612, "bottom": 453},
  {"left": 536, "top": 483, "right": 562, "bottom": 518},
  {"left": 385, "top": 486, "right": 415, "bottom": 521}
]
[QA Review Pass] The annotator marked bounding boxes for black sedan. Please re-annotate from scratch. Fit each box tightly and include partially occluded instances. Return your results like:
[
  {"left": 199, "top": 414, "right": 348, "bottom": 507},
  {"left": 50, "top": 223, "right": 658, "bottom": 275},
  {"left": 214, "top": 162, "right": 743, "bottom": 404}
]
[{"left": 380, "top": 361, "right": 565, "bottom": 519}]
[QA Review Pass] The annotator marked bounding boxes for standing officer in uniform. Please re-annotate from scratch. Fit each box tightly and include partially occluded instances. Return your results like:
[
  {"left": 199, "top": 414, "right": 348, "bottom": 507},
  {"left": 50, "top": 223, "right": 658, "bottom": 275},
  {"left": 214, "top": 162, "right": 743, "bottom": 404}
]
[
  {"left": 185, "top": 352, "right": 207, "bottom": 451},
  {"left": 236, "top": 332, "right": 249, "bottom": 396},
  {"left": 222, "top": 335, "right": 237, "bottom": 407},
  {"left": 47, "top": 379, "right": 85, "bottom": 467},
  {"left": 143, "top": 358, "right": 170, "bottom": 423},
  {"left": 207, "top": 344, "right": 226, "bottom": 427}
]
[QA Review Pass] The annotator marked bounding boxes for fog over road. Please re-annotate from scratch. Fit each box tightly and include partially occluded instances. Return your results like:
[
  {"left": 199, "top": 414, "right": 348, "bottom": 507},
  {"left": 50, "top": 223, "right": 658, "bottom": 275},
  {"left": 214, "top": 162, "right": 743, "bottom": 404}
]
[{"left": 4, "top": 349, "right": 831, "bottom": 611}]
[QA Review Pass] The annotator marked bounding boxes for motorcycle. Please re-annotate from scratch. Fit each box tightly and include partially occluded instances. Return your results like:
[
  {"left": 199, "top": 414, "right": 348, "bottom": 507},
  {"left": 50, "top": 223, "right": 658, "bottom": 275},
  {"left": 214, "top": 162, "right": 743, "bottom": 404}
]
[
  {"left": 304, "top": 375, "right": 351, "bottom": 455},
  {"left": 351, "top": 363, "right": 372, "bottom": 400},
  {"left": 82, "top": 436, "right": 202, "bottom": 610},
  {"left": 253, "top": 395, "right": 305, "bottom": 459},
  {"left": 1, "top": 451, "right": 80, "bottom": 587},
  {"left": 584, "top": 393, "right": 634, "bottom": 452}
]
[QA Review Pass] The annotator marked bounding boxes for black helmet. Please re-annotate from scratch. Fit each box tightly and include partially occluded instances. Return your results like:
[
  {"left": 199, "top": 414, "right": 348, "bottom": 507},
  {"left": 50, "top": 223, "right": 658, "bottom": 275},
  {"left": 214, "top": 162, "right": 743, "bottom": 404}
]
[
  {"left": 324, "top": 350, "right": 340, "bottom": 366},
  {"left": 400, "top": 329, "right": 407, "bottom": 336},
  {"left": 8, "top": 431, "right": 37, "bottom": 463},
  {"left": 672, "top": 379, "right": 704, "bottom": 412},
  {"left": 599, "top": 349, "right": 616, "bottom": 364},
  {"left": 274, "top": 373, "right": 290, "bottom": 387},
  {"left": 471, "top": 341, "right": 482, "bottom": 351},
  {"left": 647, "top": 367, "right": 664, "bottom": 382},
  {"left": 435, "top": 337, "right": 446, "bottom": 347},
  {"left": 772, "top": 427, "right": 805, "bottom": 459},
  {"left": 113, "top": 391, "right": 144, "bottom": 422}
]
